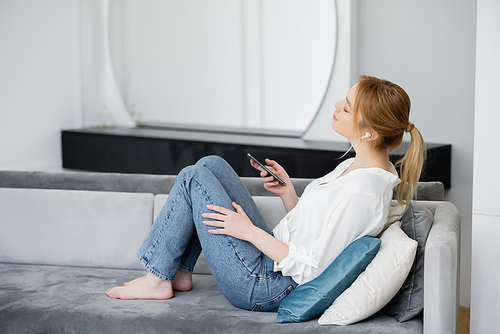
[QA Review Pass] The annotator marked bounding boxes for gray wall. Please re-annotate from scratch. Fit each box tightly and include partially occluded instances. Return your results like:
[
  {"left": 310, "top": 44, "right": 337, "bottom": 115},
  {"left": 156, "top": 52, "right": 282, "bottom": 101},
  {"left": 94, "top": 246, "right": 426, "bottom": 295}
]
[{"left": 355, "top": 0, "right": 476, "bottom": 307}]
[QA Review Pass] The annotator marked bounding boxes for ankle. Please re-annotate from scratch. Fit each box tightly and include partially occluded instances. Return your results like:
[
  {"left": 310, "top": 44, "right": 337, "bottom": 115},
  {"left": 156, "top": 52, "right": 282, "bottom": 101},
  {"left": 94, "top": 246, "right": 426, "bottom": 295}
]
[
  {"left": 145, "top": 273, "right": 170, "bottom": 287},
  {"left": 173, "top": 270, "right": 193, "bottom": 291}
]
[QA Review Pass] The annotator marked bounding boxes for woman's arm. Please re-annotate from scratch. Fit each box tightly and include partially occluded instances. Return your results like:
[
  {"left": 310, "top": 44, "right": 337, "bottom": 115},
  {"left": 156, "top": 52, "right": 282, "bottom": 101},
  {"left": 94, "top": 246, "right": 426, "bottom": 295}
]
[
  {"left": 275, "top": 192, "right": 386, "bottom": 283},
  {"left": 250, "top": 158, "right": 299, "bottom": 213},
  {"left": 203, "top": 202, "right": 289, "bottom": 264}
]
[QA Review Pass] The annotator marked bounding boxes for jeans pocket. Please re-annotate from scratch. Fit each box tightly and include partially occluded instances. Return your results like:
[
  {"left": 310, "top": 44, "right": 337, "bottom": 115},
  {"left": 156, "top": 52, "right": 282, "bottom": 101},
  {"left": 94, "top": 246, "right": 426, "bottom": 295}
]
[{"left": 251, "top": 284, "right": 296, "bottom": 312}]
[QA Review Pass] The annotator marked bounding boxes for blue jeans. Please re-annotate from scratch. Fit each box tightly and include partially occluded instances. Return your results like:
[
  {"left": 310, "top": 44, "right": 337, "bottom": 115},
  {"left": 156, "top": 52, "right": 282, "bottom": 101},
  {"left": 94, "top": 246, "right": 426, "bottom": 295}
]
[{"left": 137, "top": 156, "right": 297, "bottom": 311}]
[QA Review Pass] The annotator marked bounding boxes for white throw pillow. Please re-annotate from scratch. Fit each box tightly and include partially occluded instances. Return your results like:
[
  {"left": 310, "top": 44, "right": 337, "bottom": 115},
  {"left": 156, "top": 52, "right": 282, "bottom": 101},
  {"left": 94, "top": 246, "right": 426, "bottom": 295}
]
[{"left": 318, "top": 222, "right": 417, "bottom": 326}]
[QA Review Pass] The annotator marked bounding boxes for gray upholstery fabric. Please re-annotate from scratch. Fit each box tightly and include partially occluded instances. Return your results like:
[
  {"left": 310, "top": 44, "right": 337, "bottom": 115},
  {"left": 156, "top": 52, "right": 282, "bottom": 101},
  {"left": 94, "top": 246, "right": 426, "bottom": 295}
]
[
  {"left": 0, "top": 263, "right": 422, "bottom": 334},
  {"left": 403, "top": 181, "right": 445, "bottom": 201},
  {"left": 420, "top": 201, "right": 460, "bottom": 334},
  {"left": 0, "top": 170, "right": 177, "bottom": 194},
  {"left": 0, "top": 170, "right": 444, "bottom": 200},
  {"left": 242, "top": 176, "right": 313, "bottom": 197}
]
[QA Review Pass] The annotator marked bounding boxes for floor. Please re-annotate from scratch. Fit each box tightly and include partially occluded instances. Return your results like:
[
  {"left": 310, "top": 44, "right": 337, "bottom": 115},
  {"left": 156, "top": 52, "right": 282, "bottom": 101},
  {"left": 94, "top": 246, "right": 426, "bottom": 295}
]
[{"left": 458, "top": 307, "right": 470, "bottom": 334}]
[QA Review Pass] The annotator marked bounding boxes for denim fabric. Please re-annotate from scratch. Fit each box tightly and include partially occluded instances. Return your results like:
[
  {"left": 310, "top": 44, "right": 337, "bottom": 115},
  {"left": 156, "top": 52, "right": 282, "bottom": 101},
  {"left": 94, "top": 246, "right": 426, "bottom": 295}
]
[{"left": 137, "top": 156, "right": 297, "bottom": 311}]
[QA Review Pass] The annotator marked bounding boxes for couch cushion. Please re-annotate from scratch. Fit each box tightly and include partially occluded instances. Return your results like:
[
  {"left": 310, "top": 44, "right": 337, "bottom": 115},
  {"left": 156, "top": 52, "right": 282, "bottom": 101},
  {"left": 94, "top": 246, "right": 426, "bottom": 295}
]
[
  {"left": 318, "top": 223, "right": 417, "bottom": 326},
  {"left": 0, "top": 170, "right": 177, "bottom": 194},
  {"left": 252, "top": 196, "right": 288, "bottom": 229},
  {"left": 277, "top": 236, "right": 381, "bottom": 323},
  {"left": 0, "top": 170, "right": 444, "bottom": 200},
  {"left": 154, "top": 195, "right": 287, "bottom": 231},
  {"left": 0, "top": 263, "right": 422, "bottom": 334},
  {"left": 0, "top": 188, "right": 153, "bottom": 270},
  {"left": 383, "top": 201, "right": 433, "bottom": 322},
  {"left": 241, "top": 177, "right": 313, "bottom": 197}
]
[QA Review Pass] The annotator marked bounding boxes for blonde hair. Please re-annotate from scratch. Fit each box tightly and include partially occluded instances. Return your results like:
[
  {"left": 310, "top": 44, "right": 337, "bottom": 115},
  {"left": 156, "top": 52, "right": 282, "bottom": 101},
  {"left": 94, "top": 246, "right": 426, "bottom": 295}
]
[{"left": 352, "top": 75, "right": 426, "bottom": 206}]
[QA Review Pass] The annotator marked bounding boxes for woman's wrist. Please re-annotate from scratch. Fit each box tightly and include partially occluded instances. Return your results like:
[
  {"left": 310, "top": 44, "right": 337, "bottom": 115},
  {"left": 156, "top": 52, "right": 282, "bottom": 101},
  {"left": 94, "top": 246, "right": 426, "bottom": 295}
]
[
  {"left": 247, "top": 226, "right": 289, "bottom": 264},
  {"left": 281, "top": 188, "right": 299, "bottom": 212},
  {"left": 246, "top": 224, "right": 262, "bottom": 244}
]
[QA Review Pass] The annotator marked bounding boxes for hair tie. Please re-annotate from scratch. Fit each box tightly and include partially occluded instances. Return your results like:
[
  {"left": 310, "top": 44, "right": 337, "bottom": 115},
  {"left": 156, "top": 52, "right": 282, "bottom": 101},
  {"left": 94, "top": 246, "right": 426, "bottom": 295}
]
[{"left": 406, "top": 123, "right": 415, "bottom": 133}]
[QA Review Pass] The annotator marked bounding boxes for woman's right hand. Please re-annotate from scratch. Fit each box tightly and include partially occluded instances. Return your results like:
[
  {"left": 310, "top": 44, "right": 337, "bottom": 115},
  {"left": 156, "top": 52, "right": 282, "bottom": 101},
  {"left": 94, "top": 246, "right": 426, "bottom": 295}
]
[{"left": 250, "top": 158, "right": 298, "bottom": 212}]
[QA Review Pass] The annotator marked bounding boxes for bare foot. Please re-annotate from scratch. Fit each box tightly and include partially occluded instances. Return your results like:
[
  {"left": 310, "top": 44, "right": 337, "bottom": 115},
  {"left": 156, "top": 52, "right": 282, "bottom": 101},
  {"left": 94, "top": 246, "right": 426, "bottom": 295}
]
[
  {"left": 172, "top": 270, "right": 193, "bottom": 292},
  {"left": 123, "top": 277, "right": 140, "bottom": 286},
  {"left": 106, "top": 273, "right": 174, "bottom": 300},
  {"left": 124, "top": 270, "right": 192, "bottom": 292}
]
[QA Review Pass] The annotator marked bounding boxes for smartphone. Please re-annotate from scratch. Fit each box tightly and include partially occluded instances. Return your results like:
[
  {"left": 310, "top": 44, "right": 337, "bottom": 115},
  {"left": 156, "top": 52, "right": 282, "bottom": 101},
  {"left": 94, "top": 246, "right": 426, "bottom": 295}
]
[{"left": 247, "top": 153, "right": 287, "bottom": 186}]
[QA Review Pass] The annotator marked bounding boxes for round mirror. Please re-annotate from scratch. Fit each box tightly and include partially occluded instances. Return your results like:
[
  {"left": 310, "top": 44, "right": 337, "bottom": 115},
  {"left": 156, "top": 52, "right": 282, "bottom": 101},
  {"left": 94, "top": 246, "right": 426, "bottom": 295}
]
[{"left": 109, "top": 0, "right": 336, "bottom": 134}]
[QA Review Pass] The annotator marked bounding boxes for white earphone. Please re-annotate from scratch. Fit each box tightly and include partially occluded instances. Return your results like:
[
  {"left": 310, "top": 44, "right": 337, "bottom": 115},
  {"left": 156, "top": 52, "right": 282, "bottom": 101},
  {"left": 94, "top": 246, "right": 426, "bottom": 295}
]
[{"left": 361, "top": 132, "right": 372, "bottom": 139}]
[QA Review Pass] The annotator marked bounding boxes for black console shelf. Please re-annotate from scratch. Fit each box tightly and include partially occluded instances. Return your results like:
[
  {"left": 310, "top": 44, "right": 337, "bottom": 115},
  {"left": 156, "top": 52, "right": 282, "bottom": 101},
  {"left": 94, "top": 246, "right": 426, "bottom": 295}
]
[{"left": 62, "top": 127, "right": 451, "bottom": 189}]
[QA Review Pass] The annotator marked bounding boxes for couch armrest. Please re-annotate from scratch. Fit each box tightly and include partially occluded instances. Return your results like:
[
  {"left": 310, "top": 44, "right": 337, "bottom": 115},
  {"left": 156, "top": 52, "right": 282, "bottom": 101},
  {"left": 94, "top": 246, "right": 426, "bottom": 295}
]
[{"left": 420, "top": 201, "right": 460, "bottom": 334}]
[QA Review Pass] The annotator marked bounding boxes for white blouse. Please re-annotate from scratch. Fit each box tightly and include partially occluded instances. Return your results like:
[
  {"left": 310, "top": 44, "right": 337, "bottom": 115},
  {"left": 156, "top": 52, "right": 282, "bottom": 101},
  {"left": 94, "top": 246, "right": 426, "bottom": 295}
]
[{"left": 273, "top": 158, "right": 401, "bottom": 285}]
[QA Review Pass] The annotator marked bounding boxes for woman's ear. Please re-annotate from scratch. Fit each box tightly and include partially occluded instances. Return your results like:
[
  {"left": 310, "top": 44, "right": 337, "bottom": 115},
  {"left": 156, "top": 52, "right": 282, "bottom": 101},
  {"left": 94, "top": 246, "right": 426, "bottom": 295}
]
[
  {"left": 361, "top": 130, "right": 379, "bottom": 141},
  {"left": 367, "top": 130, "right": 379, "bottom": 140},
  {"left": 361, "top": 132, "right": 371, "bottom": 139}
]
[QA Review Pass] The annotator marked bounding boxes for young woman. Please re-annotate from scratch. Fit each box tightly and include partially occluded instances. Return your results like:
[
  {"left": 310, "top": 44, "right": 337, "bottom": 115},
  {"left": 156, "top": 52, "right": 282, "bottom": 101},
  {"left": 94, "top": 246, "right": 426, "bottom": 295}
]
[{"left": 106, "top": 75, "right": 425, "bottom": 312}]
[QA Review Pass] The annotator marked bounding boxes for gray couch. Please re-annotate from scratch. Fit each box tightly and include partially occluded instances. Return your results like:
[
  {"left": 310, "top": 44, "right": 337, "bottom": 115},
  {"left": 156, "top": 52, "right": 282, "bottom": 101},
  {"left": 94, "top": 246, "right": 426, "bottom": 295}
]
[{"left": 0, "top": 170, "right": 460, "bottom": 334}]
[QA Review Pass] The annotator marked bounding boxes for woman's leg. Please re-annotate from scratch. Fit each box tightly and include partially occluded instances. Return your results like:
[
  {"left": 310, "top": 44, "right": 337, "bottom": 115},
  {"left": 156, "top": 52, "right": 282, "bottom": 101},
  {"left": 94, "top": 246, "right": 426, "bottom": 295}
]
[
  {"left": 179, "top": 158, "right": 295, "bottom": 310},
  {"left": 195, "top": 155, "right": 271, "bottom": 233},
  {"left": 108, "top": 156, "right": 295, "bottom": 309},
  {"left": 175, "top": 155, "right": 271, "bottom": 273},
  {"left": 107, "top": 164, "right": 205, "bottom": 299},
  {"left": 107, "top": 160, "right": 262, "bottom": 300}
]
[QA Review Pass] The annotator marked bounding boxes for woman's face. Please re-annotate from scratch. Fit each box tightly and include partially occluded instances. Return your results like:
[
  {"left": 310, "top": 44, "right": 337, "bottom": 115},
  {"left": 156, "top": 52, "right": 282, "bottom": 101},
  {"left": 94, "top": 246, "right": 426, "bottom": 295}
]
[{"left": 332, "top": 84, "right": 358, "bottom": 140}]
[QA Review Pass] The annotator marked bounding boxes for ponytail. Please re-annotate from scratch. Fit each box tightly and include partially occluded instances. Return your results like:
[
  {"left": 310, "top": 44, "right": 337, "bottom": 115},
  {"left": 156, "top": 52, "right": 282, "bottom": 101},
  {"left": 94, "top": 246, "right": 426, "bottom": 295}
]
[
  {"left": 395, "top": 124, "right": 426, "bottom": 206},
  {"left": 353, "top": 75, "right": 426, "bottom": 208}
]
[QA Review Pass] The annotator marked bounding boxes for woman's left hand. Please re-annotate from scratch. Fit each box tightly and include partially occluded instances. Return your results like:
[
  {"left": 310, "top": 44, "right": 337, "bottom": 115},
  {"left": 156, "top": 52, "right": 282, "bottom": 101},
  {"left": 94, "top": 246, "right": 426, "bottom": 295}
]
[
  {"left": 204, "top": 203, "right": 290, "bottom": 265},
  {"left": 202, "top": 202, "right": 257, "bottom": 241}
]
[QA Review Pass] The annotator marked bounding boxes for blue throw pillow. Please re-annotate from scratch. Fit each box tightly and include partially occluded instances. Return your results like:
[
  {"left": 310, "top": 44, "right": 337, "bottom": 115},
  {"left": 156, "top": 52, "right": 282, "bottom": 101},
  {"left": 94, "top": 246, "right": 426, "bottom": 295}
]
[{"left": 276, "top": 236, "right": 381, "bottom": 323}]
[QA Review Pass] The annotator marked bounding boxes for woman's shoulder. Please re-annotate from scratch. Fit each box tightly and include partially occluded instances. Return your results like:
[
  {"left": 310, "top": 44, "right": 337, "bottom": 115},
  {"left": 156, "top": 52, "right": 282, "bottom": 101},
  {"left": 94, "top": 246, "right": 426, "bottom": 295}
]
[
  {"left": 321, "top": 158, "right": 355, "bottom": 180},
  {"left": 336, "top": 157, "right": 355, "bottom": 171},
  {"left": 338, "top": 168, "right": 400, "bottom": 197}
]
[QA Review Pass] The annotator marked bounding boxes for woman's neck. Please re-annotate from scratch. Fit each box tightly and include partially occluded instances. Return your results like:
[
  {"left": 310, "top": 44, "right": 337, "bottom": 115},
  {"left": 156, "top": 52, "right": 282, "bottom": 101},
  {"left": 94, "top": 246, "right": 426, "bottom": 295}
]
[{"left": 344, "top": 145, "right": 393, "bottom": 175}]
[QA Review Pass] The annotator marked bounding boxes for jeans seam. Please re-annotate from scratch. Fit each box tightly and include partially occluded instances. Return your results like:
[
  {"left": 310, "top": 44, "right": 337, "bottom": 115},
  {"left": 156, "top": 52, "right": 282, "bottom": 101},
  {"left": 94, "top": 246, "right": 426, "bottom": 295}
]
[
  {"left": 139, "top": 190, "right": 179, "bottom": 282},
  {"left": 192, "top": 172, "right": 259, "bottom": 277},
  {"left": 192, "top": 176, "right": 212, "bottom": 205},
  {"left": 144, "top": 195, "right": 178, "bottom": 260},
  {"left": 257, "top": 271, "right": 280, "bottom": 280},
  {"left": 227, "top": 238, "right": 259, "bottom": 277}
]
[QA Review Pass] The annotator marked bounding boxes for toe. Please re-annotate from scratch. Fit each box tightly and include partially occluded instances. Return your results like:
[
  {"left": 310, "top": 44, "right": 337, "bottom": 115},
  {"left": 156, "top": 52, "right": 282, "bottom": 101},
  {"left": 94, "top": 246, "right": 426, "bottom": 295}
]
[{"left": 106, "top": 287, "right": 121, "bottom": 299}]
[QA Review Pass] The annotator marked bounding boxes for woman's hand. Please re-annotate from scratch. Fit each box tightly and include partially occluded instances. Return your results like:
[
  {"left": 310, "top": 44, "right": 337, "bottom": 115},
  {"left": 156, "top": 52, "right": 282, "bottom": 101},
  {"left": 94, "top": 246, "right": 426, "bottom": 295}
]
[
  {"left": 250, "top": 158, "right": 298, "bottom": 212},
  {"left": 203, "top": 202, "right": 290, "bottom": 265},
  {"left": 250, "top": 158, "right": 290, "bottom": 195},
  {"left": 203, "top": 202, "right": 257, "bottom": 241}
]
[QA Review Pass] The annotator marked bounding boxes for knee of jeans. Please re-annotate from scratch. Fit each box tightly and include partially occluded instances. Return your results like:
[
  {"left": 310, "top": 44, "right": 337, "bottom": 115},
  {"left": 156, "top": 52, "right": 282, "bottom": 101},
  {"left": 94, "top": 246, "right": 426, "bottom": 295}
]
[
  {"left": 178, "top": 164, "right": 207, "bottom": 181},
  {"left": 196, "top": 155, "right": 229, "bottom": 169}
]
